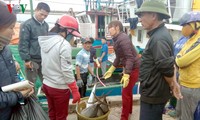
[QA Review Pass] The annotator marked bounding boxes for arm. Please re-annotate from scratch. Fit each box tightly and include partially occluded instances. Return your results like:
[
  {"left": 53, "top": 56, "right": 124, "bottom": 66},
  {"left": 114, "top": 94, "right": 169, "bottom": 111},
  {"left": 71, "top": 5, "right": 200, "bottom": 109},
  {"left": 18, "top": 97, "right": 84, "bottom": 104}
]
[
  {"left": 75, "top": 65, "right": 81, "bottom": 80},
  {"left": 75, "top": 53, "right": 83, "bottom": 80},
  {"left": 88, "top": 64, "right": 94, "bottom": 76},
  {"left": 176, "top": 46, "right": 200, "bottom": 68},
  {"left": 18, "top": 23, "right": 31, "bottom": 61},
  {"left": 164, "top": 65, "right": 183, "bottom": 100},
  {"left": 0, "top": 90, "right": 22, "bottom": 109},
  {"left": 60, "top": 42, "right": 75, "bottom": 83}
]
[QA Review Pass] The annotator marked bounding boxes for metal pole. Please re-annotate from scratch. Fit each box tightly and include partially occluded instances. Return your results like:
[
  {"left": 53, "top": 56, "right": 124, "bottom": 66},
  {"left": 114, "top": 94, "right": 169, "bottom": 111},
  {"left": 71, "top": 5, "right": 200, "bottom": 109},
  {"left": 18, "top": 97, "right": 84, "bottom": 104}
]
[{"left": 29, "top": 0, "right": 34, "bottom": 17}]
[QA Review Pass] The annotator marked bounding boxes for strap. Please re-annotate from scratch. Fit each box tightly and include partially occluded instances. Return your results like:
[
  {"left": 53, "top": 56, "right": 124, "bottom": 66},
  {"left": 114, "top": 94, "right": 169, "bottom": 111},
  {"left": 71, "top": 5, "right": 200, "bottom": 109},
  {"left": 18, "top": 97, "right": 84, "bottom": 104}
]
[{"left": 185, "top": 38, "right": 200, "bottom": 54}]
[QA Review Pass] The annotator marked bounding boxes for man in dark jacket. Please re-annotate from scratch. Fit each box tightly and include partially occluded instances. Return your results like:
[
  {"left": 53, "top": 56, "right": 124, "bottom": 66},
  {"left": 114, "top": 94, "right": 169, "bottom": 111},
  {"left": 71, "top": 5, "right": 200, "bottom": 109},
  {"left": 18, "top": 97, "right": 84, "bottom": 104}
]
[
  {"left": 104, "top": 20, "right": 140, "bottom": 120},
  {"left": 135, "top": 1, "right": 183, "bottom": 120},
  {"left": 19, "top": 2, "right": 50, "bottom": 88}
]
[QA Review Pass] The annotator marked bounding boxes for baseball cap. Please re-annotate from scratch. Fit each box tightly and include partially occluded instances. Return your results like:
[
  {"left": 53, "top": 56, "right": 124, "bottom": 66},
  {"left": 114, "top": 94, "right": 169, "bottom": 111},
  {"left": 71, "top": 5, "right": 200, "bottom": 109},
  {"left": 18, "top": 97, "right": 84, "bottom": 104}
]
[{"left": 81, "top": 38, "right": 92, "bottom": 44}]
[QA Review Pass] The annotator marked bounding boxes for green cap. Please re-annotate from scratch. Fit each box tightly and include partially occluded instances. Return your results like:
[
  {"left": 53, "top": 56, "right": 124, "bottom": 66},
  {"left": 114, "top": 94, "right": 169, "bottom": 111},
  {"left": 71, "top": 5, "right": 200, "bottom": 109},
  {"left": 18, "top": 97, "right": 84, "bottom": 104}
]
[{"left": 135, "top": 1, "right": 170, "bottom": 19}]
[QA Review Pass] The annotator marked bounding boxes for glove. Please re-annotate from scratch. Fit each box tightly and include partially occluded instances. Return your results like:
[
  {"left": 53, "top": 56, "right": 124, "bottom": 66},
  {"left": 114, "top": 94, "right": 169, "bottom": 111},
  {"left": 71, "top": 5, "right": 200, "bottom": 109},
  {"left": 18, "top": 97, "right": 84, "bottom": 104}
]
[
  {"left": 120, "top": 74, "right": 130, "bottom": 88},
  {"left": 76, "top": 79, "right": 84, "bottom": 88},
  {"left": 103, "top": 65, "right": 116, "bottom": 79},
  {"left": 92, "top": 74, "right": 96, "bottom": 80},
  {"left": 68, "top": 81, "right": 80, "bottom": 103}
]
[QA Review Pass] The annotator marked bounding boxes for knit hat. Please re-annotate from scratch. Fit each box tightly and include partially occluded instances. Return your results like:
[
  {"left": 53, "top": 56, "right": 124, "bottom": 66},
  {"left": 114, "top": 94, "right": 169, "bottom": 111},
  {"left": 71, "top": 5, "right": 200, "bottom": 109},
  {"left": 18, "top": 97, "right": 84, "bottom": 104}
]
[{"left": 0, "top": 1, "right": 16, "bottom": 29}]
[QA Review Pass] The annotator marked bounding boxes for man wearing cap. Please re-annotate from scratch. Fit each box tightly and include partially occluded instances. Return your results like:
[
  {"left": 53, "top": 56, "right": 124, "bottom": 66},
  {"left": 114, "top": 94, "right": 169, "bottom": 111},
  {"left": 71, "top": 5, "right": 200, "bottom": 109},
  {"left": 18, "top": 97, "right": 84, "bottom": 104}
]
[
  {"left": 135, "top": 1, "right": 182, "bottom": 120},
  {"left": 18, "top": 2, "right": 50, "bottom": 92},
  {"left": 75, "top": 38, "right": 95, "bottom": 97}
]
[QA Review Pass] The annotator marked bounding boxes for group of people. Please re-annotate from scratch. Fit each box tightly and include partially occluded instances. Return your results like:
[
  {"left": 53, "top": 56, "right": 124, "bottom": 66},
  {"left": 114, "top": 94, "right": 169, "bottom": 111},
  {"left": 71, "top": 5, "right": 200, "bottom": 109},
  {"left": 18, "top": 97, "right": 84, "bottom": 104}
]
[{"left": 1, "top": 0, "right": 200, "bottom": 120}]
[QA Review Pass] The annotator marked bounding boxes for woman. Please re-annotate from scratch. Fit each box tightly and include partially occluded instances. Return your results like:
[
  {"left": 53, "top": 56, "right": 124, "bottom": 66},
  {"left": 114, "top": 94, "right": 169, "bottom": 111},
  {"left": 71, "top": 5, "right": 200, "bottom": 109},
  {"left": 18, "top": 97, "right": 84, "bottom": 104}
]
[
  {"left": 38, "top": 15, "right": 81, "bottom": 120},
  {"left": 104, "top": 20, "right": 140, "bottom": 120},
  {"left": 0, "top": 1, "right": 34, "bottom": 120},
  {"left": 176, "top": 11, "right": 200, "bottom": 120}
]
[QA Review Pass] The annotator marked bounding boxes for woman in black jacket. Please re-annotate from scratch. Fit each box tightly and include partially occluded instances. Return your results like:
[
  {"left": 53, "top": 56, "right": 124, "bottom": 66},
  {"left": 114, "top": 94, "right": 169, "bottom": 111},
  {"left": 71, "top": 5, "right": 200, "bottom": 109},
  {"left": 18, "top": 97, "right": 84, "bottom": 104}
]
[{"left": 0, "top": 1, "right": 34, "bottom": 120}]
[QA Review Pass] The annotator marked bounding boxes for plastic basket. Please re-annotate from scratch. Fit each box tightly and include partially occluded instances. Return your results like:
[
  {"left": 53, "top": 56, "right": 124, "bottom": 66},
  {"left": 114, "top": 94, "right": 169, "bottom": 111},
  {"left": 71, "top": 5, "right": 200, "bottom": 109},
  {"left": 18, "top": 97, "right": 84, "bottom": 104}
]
[{"left": 76, "top": 97, "right": 110, "bottom": 120}]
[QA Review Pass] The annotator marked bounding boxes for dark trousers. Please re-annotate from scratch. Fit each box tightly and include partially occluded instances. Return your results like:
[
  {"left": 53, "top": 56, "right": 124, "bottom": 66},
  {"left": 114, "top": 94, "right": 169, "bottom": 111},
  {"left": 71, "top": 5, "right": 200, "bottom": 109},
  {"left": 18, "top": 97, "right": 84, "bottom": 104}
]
[
  {"left": 42, "top": 84, "right": 70, "bottom": 120},
  {"left": 75, "top": 73, "right": 88, "bottom": 98},
  {"left": 140, "top": 101, "right": 166, "bottom": 120}
]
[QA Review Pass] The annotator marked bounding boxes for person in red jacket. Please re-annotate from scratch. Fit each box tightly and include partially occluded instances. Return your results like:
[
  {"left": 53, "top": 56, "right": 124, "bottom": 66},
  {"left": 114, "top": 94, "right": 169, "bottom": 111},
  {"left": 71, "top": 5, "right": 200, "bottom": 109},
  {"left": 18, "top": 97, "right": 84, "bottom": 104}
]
[{"left": 104, "top": 20, "right": 140, "bottom": 120}]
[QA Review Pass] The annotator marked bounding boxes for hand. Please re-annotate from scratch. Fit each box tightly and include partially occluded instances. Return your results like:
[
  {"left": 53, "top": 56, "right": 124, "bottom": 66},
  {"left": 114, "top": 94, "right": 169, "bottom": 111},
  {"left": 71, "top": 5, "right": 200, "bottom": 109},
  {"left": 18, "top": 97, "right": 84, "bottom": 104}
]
[
  {"left": 120, "top": 74, "right": 130, "bottom": 88},
  {"left": 25, "top": 61, "right": 32, "bottom": 68},
  {"left": 171, "top": 82, "right": 183, "bottom": 100},
  {"left": 76, "top": 79, "right": 84, "bottom": 88},
  {"left": 92, "top": 74, "right": 96, "bottom": 79},
  {"left": 68, "top": 81, "right": 80, "bottom": 103},
  {"left": 15, "top": 61, "right": 20, "bottom": 71},
  {"left": 19, "top": 87, "right": 34, "bottom": 97},
  {"left": 103, "top": 65, "right": 116, "bottom": 79}
]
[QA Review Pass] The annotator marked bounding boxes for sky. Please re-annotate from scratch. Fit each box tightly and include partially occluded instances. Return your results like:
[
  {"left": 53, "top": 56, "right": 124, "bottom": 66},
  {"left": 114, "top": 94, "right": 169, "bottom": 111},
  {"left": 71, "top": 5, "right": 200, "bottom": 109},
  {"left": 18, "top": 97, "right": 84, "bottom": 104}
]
[{"left": 3, "top": 0, "right": 124, "bottom": 12}]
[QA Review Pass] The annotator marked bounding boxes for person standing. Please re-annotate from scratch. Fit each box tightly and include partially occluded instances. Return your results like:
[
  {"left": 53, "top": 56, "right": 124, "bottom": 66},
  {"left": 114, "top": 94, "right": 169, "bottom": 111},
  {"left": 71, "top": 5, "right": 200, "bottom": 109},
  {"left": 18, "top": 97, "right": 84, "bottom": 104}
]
[
  {"left": 88, "top": 37, "right": 96, "bottom": 87},
  {"left": 176, "top": 11, "right": 200, "bottom": 120},
  {"left": 18, "top": 2, "right": 50, "bottom": 86},
  {"left": 75, "top": 38, "right": 95, "bottom": 98},
  {"left": 38, "top": 15, "right": 81, "bottom": 120},
  {"left": 99, "top": 37, "right": 108, "bottom": 76},
  {"left": 0, "top": 1, "right": 34, "bottom": 120},
  {"left": 134, "top": 1, "right": 182, "bottom": 120},
  {"left": 104, "top": 20, "right": 140, "bottom": 120}
]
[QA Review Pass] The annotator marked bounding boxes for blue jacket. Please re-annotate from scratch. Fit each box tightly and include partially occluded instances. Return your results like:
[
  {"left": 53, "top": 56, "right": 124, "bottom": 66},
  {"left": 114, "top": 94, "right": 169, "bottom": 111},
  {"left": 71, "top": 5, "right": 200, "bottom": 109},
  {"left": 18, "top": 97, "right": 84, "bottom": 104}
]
[{"left": 0, "top": 46, "right": 23, "bottom": 120}]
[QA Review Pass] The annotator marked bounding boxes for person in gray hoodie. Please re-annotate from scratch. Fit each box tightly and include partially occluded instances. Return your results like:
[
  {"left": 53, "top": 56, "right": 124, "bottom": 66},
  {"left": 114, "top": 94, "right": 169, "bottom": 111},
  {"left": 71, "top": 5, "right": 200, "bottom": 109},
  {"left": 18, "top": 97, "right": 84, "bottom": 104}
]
[{"left": 38, "top": 15, "right": 81, "bottom": 120}]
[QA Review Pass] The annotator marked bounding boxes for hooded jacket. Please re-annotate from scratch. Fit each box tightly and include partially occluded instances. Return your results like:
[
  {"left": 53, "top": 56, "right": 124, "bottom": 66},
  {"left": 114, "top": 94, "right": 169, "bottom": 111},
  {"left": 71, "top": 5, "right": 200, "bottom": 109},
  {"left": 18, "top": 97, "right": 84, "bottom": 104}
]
[{"left": 38, "top": 35, "right": 75, "bottom": 89}]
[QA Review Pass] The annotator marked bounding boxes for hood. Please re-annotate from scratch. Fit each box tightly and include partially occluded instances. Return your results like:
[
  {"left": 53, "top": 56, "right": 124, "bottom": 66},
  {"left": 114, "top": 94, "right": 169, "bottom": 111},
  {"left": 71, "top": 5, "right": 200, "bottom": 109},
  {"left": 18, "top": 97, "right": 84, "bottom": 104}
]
[{"left": 38, "top": 35, "right": 63, "bottom": 53}]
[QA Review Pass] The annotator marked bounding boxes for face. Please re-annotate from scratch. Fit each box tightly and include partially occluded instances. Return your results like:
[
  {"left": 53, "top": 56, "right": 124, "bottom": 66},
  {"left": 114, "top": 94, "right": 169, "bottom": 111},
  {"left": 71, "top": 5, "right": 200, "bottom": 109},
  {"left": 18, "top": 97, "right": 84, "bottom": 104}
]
[
  {"left": 35, "top": 9, "right": 49, "bottom": 22},
  {"left": 83, "top": 42, "right": 92, "bottom": 51},
  {"left": 138, "top": 12, "right": 155, "bottom": 30},
  {"left": 108, "top": 26, "right": 119, "bottom": 37},
  {"left": 0, "top": 22, "right": 16, "bottom": 40},
  {"left": 101, "top": 38, "right": 106, "bottom": 44}
]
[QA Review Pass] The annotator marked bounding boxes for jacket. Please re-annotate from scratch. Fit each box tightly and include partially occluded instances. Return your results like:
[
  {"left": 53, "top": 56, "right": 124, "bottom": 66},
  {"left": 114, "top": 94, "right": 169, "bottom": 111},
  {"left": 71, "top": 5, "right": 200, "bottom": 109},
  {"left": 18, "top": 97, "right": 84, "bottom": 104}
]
[
  {"left": 139, "top": 23, "right": 174, "bottom": 104},
  {"left": 112, "top": 32, "right": 140, "bottom": 74},
  {"left": 176, "top": 30, "right": 200, "bottom": 88},
  {"left": 38, "top": 35, "right": 75, "bottom": 89},
  {"left": 0, "top": 46, "right": 23, "bottom": 120},
  {"left": 19, "top": 17, "right": 49, "bottom": 62}
]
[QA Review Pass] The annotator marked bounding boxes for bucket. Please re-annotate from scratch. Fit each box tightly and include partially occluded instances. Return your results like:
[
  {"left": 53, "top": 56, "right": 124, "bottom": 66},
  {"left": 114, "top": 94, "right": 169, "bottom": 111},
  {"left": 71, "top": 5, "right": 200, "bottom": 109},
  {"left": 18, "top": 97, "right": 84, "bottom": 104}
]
[{"left": 76, "top": 97, "right": 110, "bottom": 120}]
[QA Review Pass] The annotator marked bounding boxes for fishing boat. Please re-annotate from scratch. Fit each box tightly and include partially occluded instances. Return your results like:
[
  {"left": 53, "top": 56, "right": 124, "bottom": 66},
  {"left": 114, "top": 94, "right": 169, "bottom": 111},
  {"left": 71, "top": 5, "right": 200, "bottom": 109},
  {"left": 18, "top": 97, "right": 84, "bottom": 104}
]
[{"left": 7, "top": 0, "right": 200, "bottom": 97}]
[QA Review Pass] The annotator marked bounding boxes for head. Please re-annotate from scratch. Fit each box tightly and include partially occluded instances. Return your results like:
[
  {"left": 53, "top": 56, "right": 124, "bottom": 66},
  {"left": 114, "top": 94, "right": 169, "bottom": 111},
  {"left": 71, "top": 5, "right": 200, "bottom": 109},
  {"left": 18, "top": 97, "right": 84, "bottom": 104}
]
[
  {"left": 89, "top": 37, "right": 94, "bottom": 44},
  {"left": 50, "top": 15, "right": 81, "bottom": 41},
  {"left": 179, "top": 11, "right": 200, "bottom": 37},
  {"left": 0, "top": 1, "right": 16, "bottom": 50},
  {"left": 135, "top": 0, "right": 170, "bottom": 31},
  {"left": 82, "top": 38, "right": 92, "bottom": 51},
  {"left": 108, "top": 20, "right": 123, "bottom": 37},
  {"left": 101, "top": 37, "right": 107, "bottom": 44},
  {"left": 35, "top": 2, "right": 50, "bottom": 22}
]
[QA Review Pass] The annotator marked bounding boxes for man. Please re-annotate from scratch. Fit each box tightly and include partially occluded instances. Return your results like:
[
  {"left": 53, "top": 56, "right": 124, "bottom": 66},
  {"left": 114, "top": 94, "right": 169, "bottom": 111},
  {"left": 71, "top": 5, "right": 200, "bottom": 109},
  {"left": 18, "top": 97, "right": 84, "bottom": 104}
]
[
  {"left": 104, "top": 20, "right": 140, "bottom": 120},
  {"left": 18, "top": 2, "right": 50, "bottom": 87},
  {"left": 99, "top": 37, "right": 108, "bottom": 76},
  {"left": 88, "top": 37, "right": 96, "bottom": 87},
  {"left": 135, "top": 1, "right": 183, "bottom": 120},
  {"left": 75, "top": 38, "right": 95, "bottom": 97}
]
